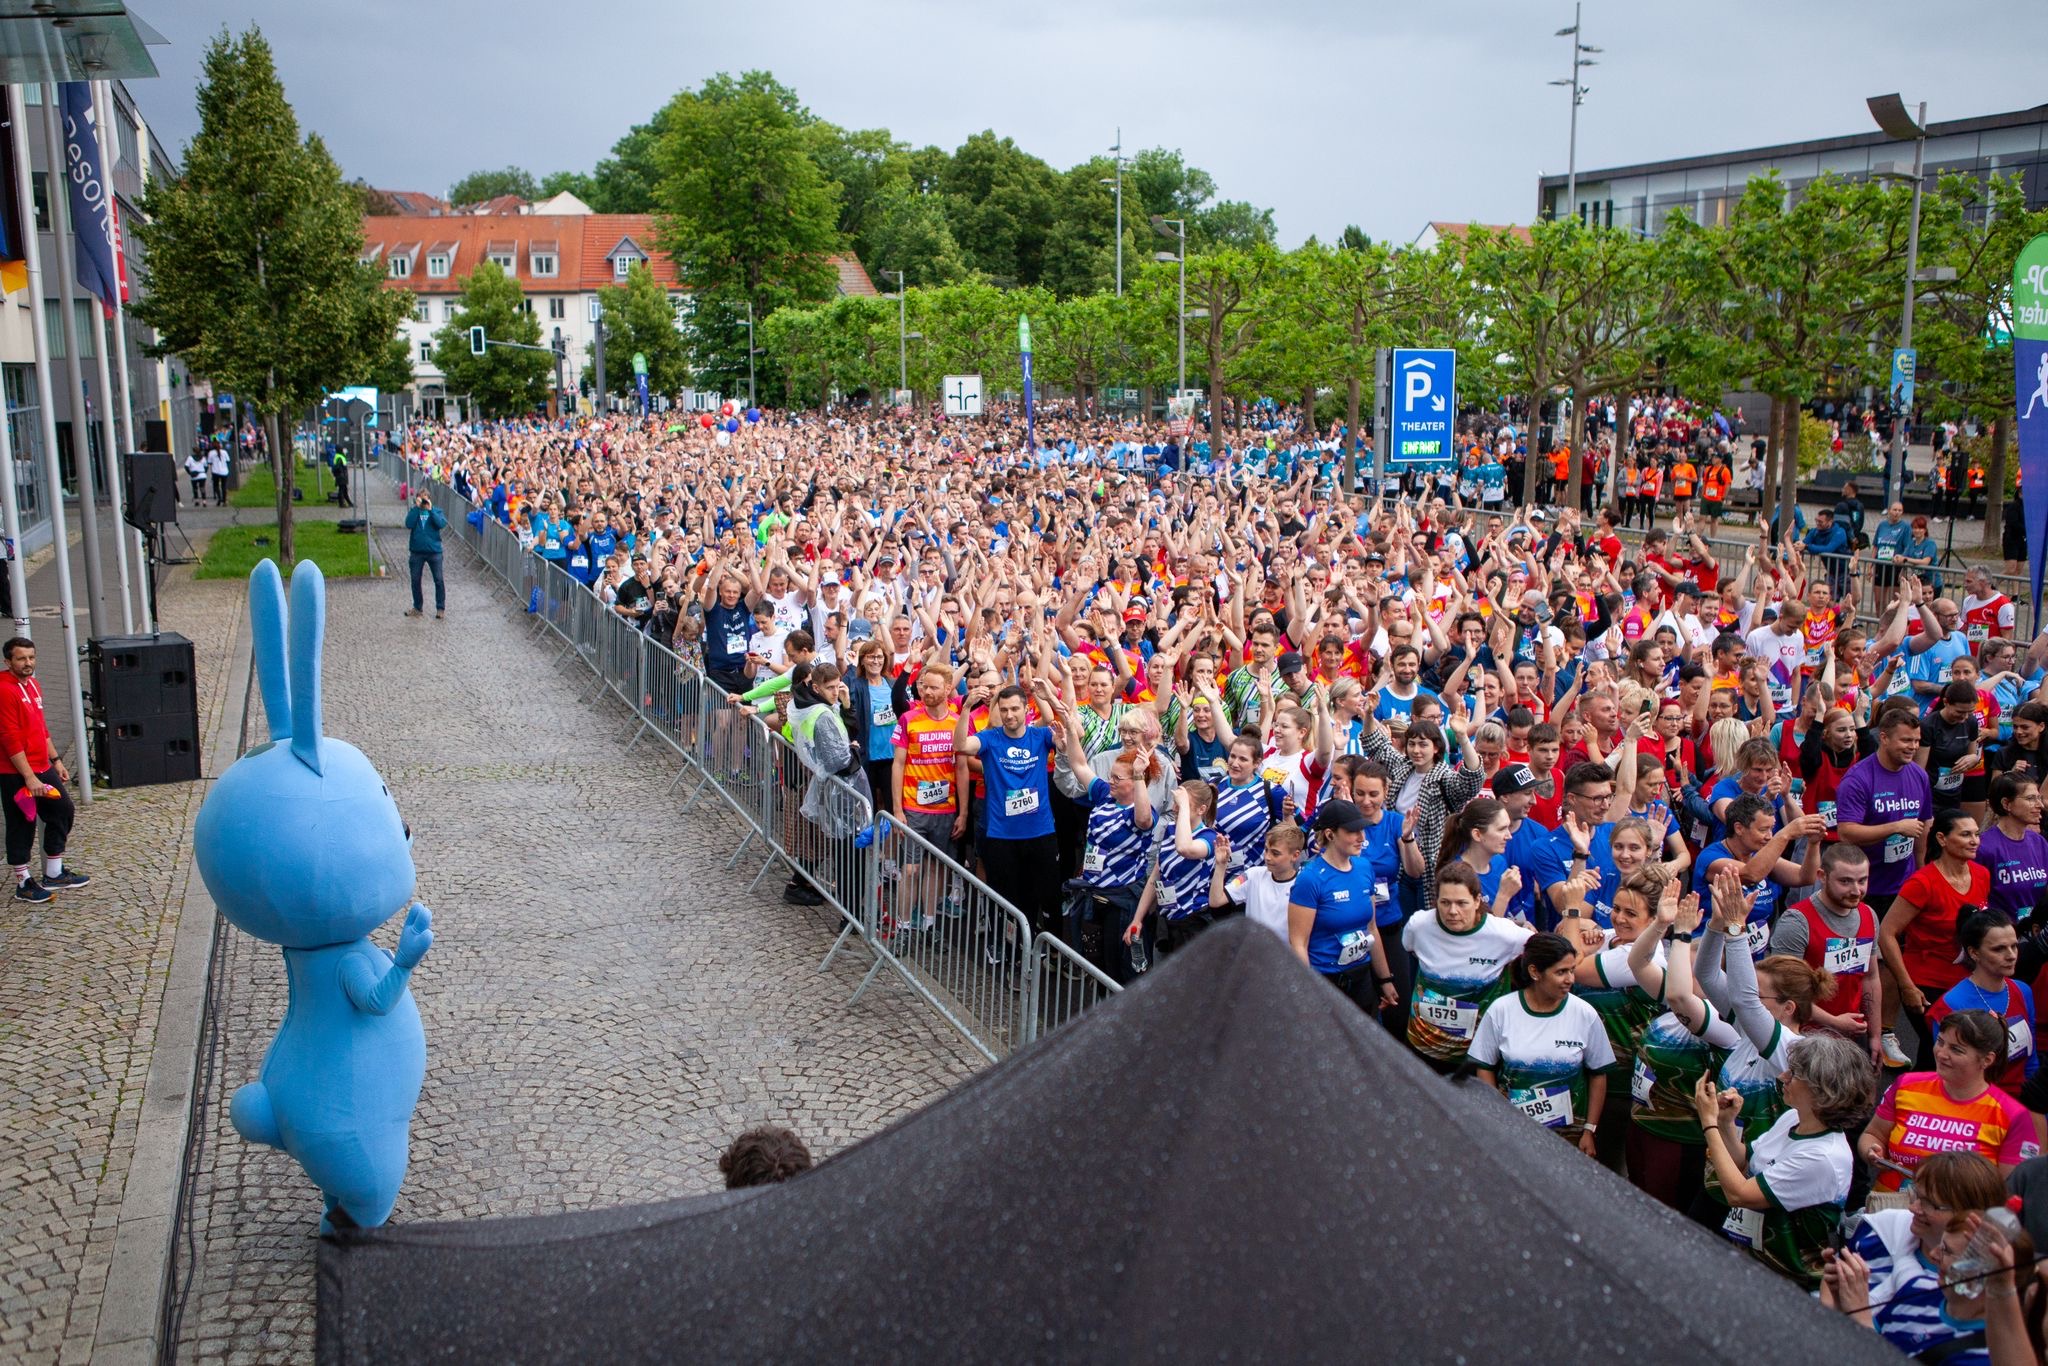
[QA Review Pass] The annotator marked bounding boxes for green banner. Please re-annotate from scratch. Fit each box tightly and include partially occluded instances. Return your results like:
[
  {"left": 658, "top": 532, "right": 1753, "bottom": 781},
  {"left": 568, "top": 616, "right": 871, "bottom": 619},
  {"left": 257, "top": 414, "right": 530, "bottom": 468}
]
[{"left": 2014, "top": 234, "right": 2048, "bottom": 342}]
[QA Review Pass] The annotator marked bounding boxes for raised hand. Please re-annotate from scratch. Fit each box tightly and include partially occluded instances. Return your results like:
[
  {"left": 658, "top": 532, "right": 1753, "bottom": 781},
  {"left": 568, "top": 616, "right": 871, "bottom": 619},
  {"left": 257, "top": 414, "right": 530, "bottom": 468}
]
[{"left": 396, "top": 902, "right": 435, "bottom": 970}]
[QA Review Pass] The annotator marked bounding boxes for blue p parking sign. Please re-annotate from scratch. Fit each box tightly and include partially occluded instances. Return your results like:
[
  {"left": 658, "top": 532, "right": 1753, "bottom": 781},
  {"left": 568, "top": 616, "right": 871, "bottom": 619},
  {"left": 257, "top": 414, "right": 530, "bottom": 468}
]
[{"left": 1388, "top": 348, "right": 1457, "bottom": 468}]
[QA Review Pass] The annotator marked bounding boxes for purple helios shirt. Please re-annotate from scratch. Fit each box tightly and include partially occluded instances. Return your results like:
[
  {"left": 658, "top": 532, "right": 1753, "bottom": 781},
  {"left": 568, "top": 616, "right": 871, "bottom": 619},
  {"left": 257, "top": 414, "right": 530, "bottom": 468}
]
[
  {"left": 1976, "top": 824, "right": 2048, "bottom": 921},
  {"left": 1832, "top": 753, "right": 1933, "bottom": 899}
]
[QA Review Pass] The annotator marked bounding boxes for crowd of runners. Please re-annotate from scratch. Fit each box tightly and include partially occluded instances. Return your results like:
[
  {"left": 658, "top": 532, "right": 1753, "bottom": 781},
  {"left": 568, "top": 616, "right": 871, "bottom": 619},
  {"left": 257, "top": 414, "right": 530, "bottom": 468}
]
[{"left": 403, "top": 396, "right": 2046, "bottom": 1361}]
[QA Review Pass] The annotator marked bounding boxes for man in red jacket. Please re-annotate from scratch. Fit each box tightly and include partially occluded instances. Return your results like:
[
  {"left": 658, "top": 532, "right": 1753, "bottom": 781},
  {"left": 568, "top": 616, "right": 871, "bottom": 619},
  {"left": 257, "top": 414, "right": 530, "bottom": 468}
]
[{"left": 0, "top": 637, "right": 87, "bottom": 902}]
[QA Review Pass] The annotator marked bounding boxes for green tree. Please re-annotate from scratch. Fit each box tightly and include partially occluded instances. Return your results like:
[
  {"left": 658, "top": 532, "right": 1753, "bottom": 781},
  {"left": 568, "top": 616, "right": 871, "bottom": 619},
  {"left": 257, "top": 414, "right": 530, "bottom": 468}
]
[
  {"left": 1040, "top": 158, "right": 1130, "bottom": 299},
  {"left": 652, "top": 74, "right": 842, "bottom": 323},
  {"left": 942, "top": 131, "right": 1057, "bottom": 286},
  {"left": 1546, "top": 226, "right": 1687, "bottom": 500},
  {"left": 1668, "top": 174, "right": 1913, "bottom": 531},
  {"left": 1128, "top": 148, "right": 1216, "bottom": 223},
  {"left": 808, "top": 122, "right": 909, "bottom": 258},
  {"left": 447, "top": 165, "right": 537, "bottom": 206},
  {"left": 1193, "top": 200, "right": 1277, "bottom": 251},
  {"left": 1337, "top": 225, "right": 1372, "bottom": 253},
  {"left": 1033, "top": 292, "right": 1134, "bottom": 399},
  {"left": 131, "top": 26, "right": 409, "bottom": 564},
  {"left": 1278, "top": 239, "right": 1405, "bottom": 488},
  {"left": 579, "top": 108, "right": 676, "bottom": 213},
  {"left": 861, "top": 184, "right": 973, "bottom": 288},
  {"left": 430, "top": 262, "right": 551, "bottom": 416},
  {"left": 588, "top": 262, "right": 690, "bottom": 399},
  {"left": 1917, "top": 172, "right": 2048, "bottom": 547},
  {"left": 537, "top": 169, "right": 599, "bottom": 203},
  {"left": 360, "top": 331, "right": 417, "bottom": 393},
  {"left": 1136, "top": 246, "right": 1275, "bottom": 430}
]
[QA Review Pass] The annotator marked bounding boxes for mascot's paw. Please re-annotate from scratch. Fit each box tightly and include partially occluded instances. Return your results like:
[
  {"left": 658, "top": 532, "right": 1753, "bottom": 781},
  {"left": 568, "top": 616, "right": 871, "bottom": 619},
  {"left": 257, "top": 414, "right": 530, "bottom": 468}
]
[{"left": 395, "top": 902, "right": 434, "bottom": 970}]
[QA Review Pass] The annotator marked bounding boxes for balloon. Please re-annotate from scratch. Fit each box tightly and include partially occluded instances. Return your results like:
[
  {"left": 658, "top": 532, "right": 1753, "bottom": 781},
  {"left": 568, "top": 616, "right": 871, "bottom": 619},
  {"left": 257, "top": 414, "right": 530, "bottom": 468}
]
[
  {"left": 698, "top": 413, "right": 714, "bottom": 429},
  {"left": 720, "top": 400, "right": 737, "bottom": 417},
  {"left": 723, "top": 418, "right": 740, "bottom": 433},
  {"left": 744, "top": 408, "right": 762, "bottom": 424}
]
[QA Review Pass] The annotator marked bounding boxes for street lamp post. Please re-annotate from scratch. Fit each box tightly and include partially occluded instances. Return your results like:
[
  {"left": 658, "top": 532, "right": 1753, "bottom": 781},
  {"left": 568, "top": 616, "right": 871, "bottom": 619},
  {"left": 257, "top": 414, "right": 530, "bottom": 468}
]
[
  {"left": 1152, "top": 216, "right": 1187, "bottom": 394},
  {"left": 745, "top": 298, "right": 757, "bottom": 408},
  {"left": 1550, "top": 5, "right": 1599, "bottom": 221},
  {"left": 1102, "top": 129, "right": 1125, "bottom": 296},
  {"left": 891, "top": 269, "right": 908, "bottom": 391},
  {"left": 1869, "top": 92, "right": 1929, "bottom": 508}
]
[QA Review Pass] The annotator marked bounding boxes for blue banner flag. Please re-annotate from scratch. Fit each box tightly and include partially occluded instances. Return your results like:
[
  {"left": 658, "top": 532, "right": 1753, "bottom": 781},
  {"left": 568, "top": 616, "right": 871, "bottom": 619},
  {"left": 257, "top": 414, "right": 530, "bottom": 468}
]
[
  {"left": 59, "top": 83, "right": 118, "bottom": 314},
  {"left": 2014, "top": 234, "right": 2048, "bottom": 636}
]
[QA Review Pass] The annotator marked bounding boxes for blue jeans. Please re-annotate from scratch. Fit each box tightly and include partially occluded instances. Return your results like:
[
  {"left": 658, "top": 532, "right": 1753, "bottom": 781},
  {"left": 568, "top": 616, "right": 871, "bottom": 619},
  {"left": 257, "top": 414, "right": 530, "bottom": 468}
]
[{"left": 409, "top": 550, "right": 445, "bottom": 611}]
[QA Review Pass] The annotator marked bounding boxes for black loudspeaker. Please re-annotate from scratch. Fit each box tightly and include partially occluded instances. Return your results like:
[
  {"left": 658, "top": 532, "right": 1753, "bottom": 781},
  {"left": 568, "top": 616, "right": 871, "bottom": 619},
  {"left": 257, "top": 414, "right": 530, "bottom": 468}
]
[
  {"left": 87, "top": 633, "right": 201, "bottom": 788},
  {"left": 123, "top": 450, "right": 178, "bottom": 528},
  {"left": 143, "top": 419, "right": 169, "bottom": 453}
]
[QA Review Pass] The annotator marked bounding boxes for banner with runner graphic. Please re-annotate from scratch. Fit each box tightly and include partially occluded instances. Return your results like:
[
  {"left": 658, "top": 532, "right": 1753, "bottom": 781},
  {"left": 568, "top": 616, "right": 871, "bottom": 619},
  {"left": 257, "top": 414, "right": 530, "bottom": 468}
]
[{"left": 2014, "top": 234, "right": 2048, "bottom": 636}]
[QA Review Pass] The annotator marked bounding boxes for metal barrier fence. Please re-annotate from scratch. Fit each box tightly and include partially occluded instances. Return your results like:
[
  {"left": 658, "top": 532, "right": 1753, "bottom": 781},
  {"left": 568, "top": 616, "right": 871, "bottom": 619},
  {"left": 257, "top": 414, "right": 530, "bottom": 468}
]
[{"left": 374, "top": 449, "right": 1120, "bottom": 1062}]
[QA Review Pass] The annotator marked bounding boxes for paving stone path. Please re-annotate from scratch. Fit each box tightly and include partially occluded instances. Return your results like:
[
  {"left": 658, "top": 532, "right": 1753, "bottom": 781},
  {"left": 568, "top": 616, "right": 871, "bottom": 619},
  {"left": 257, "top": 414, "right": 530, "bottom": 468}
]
[{"left": 167, "top": 476, "right": 981, "bottom": 1360}]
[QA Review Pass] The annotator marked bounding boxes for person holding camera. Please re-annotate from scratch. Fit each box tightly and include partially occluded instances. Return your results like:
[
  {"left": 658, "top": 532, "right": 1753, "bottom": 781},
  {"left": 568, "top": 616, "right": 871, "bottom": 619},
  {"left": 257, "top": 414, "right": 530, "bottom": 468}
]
[{"left": 404, "top": 492, "right": 449, "bottom": 619}]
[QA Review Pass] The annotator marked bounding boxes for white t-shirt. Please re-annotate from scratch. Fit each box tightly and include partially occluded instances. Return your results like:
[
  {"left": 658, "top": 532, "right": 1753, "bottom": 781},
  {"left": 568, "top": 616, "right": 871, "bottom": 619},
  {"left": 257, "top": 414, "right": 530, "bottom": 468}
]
[
  {"left": 1467, "top": 992, "right": 1616, "bottom": 1129},
  {"left": 1720, "top": 1109, "right": 1854, "bottom": 1250},
  {"left": 747, "top": 627, "right": 789, "bottom": 671},
  {"left": 1230, "top": 865, "right": 1298, "bottom": 945},
  {"left": 1744, "top": 623, "right": 1807, "bottom": 714}
]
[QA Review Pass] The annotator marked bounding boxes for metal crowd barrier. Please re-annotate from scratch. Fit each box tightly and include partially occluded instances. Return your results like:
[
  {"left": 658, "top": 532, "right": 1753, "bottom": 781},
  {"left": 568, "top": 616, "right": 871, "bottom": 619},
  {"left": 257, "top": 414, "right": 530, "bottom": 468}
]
[
  {"left": 1025, "top": 931, "right": 1123, "bottom": 1042},
  {"left": 857, "top": 815, "right": 1036, "bottom": 1055},
  {"left": 374, "top": 455, "right": 1121, "bottom": 1063}
]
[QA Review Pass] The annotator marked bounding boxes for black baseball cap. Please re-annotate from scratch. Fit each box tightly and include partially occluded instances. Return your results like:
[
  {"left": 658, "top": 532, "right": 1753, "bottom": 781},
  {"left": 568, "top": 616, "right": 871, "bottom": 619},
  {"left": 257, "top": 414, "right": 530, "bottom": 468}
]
[
  {"left": 1278, "top": 651, "right": 1308, "bottom": 676},
  {"left": 1492, "top": 764, "right": 1541, "bottom": 797},
  {"left": 1313, "top": 799, "right": 1370, "bottom": 833}
]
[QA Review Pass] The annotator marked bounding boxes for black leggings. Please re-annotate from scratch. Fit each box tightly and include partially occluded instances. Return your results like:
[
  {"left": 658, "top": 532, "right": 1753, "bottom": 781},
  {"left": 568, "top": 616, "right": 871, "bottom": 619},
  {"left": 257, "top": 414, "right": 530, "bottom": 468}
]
[
  {"left": 981, "top": 832, "right": 1063, "bottom": 939},
  {"left": 1, "top": 768, "right": 72, "bottom": 866}
]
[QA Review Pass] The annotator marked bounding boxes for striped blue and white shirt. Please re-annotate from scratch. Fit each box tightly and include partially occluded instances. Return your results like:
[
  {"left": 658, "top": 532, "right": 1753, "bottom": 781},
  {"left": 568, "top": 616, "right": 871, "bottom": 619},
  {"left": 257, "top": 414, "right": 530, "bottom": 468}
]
[{"left": 1082, "top": 778, "right": 1153, "bottom": 889}]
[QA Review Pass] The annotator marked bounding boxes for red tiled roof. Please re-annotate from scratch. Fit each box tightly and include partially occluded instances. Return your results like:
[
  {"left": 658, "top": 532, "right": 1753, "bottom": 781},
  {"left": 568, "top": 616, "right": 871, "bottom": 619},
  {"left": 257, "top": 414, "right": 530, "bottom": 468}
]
[
  {"left": 375, "top": 188, "right": 450, "bottom": 216},
  {"left": 362, "top": 212, "right": 874, "bottom": 298},
  {"left": 1425, "top": 221, "right": 1533, "bottom": 243}
]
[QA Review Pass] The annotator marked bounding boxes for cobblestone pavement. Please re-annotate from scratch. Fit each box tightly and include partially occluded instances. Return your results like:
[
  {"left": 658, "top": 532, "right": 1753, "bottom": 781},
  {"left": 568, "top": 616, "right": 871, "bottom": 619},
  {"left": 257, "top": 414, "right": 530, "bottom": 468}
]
[
  {"left": 171, "top": 475, "right": 981, "bottom": 1360},
  {"left": 0, "top": 558, "right": 245, "bottom": 1366}
]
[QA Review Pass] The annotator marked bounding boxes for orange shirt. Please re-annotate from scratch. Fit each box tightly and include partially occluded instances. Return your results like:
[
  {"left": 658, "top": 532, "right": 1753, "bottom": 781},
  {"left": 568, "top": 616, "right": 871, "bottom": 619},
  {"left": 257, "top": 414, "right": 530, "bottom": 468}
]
[
  {"left": 1701, "top": 464, "right": 1731, "bottom": 501},
  {"left": 1669, "top": 462, "right": 1697, "bottom": 497},
  {"left": 1872, "top": 1071, "right": 2036, "bottom": 1191},
  {"left": 1549, "top": 448, "right": 1570, "bottom": 480},
  {"left": 892, "top": 704, "right": 959, "bottom": 813}
]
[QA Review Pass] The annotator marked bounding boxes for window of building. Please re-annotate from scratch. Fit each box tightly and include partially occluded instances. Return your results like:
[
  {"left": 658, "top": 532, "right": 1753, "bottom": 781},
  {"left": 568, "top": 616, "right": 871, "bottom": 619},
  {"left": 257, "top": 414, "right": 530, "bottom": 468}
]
[
  {"left": 588, "top": 296, "right": 602, "bottom": 322},
  {"left": 531, "top": 253, "right": 557, "bottom": 278},
  {"left": 548, "top": 297, "right": 566, "bottom": 320},
  {"left": 29, "top": 172, "right": 48, "bottom": 233},
  {"left": 420, "top": 341, "right": 433, "bottom": 362},
  {"left": 517, "top": 299, "right": 533, "bottom": 315},
  {"left": 116, "top": 111, "right": 139, "bottom": 169},
  {"left": 442, "top": 300, "right": 458, "bottom": 322},
  {"left": 488, "top": 253, "right": 515, "bottom": 272},
  {"left": 389, "top": 255, "right": 411, "bottom": 279},
  {"left": 614, "top": 256, "right": 633, "bottom": 279},
  {"left": 427, "top": 254, "right": 449, "bottom": 278},
  {"left": 42, "top": 300, "right": 97, "bottom": 358},
  {"left": 414, "top": 301, "right": 431, "bottom": 323}
]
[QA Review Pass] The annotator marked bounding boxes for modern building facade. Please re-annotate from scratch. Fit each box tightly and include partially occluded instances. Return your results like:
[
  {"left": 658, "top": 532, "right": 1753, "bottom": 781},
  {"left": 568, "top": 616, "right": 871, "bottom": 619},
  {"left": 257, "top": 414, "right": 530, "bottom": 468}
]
[
  {"left": 360, "top": 203, "right": 878, "bottom": 420},
  {"left": 1536, "top": 102, "right": 2048, "bottom": 236},
  {"left": 0, "top": 80, "right": 193, "bottom": 554}
]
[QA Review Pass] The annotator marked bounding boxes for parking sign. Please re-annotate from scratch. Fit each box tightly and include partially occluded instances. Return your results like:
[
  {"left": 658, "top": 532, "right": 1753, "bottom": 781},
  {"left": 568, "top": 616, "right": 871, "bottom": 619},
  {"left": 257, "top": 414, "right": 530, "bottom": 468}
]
[{"left": 1387, "top": 348, "right": 1457, "bottom": 468}]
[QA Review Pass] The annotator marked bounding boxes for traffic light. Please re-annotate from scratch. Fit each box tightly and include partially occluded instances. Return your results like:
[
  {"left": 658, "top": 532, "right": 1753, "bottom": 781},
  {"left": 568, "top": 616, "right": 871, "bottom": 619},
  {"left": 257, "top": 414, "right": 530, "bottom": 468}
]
[{"left": 469, "top": 325, "right": 486, "bottom": 357}]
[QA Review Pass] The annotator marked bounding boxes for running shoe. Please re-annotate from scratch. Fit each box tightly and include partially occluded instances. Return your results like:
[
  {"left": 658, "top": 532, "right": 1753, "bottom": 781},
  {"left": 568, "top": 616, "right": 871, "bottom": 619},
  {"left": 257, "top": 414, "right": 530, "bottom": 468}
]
[
  {"left": 13, "top": 878, "right": 49, "bottom": 903},
  {"left": 1880, "top": 1031, "right": 1912, "bottom": 1069},
  {"left": 42, "top": 869, "right": 89, "bottom": 890}
]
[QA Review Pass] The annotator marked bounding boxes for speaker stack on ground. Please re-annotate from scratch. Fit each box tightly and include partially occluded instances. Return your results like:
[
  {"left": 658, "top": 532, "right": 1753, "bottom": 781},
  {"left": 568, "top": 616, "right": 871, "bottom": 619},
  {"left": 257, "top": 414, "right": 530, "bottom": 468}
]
[{"left": 86, "top": 633, "right": 200, "bottom": 788}]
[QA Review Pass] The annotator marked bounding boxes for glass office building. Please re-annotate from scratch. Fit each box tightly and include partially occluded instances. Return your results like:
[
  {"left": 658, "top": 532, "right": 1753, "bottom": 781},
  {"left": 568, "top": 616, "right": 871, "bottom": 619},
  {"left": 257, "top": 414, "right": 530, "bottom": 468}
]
[{"left": 1536, "top": 103, "right": 2048, "bottom": 236}]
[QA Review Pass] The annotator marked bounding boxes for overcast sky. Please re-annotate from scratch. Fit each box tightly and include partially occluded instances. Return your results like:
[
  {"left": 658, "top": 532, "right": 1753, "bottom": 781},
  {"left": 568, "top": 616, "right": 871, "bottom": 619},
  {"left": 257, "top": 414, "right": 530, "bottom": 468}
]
[{"left": 132, "top": 0, "right": 2040, "bottom": 247}]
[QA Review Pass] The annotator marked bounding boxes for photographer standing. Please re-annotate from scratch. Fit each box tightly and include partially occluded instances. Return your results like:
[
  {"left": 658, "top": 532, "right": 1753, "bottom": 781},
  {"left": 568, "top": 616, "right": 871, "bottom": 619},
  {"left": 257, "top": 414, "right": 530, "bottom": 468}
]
[
  {"left": 404, "top": 492, "right": 448, "bottom": 620},
  {"left": 0, "top": 638, "right": 86, "bottom": 903}
]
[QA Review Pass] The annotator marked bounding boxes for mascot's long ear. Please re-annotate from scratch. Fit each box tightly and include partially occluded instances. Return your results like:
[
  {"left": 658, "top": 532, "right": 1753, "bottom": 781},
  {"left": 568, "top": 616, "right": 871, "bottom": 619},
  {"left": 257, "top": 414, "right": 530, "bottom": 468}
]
[
  {"left": 249, "top": 560, "right": 291, "bottom": 743},
  {"left": 287, "top": 561, "right": 326, "bottom": 775}
]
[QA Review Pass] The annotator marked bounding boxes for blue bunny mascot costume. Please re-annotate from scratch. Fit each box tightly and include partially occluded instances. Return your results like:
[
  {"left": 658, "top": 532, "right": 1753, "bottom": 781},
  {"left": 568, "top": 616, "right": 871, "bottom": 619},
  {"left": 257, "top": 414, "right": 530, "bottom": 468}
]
[{"left": 194, "top": 560, "right": 433, "bottom": 1232}]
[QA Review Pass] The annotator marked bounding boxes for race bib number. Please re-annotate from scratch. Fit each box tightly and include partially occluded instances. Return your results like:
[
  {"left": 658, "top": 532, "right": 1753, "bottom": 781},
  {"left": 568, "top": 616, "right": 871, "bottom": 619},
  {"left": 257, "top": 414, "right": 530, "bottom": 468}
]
[
  {"left": 1875, "top": 545, "right": 1896, "bottom": 563},
  {"left": 1885, "top": 834, "right": 1914, "bottom": 864},
  {"left": 1374, "top": 879, "right": 1392, "bottom": 908},
  {"left": 1511, "top": 1081, "right": 1574, "bottom": 1129},
  {"left": 1818, "top": 800, "right": 1837, "bottom": 833},
  {"left": 1415, "top": 988, "right": 1478, "bottom": 1041},
  {"left": 2011, "top": 1018, "right": 2034, "bottom": 1062},
  {"left": 1935, "top": 766, "right": 1964, "bottom": 793},
  {"left": 1722, "top": 1205, "right": 1765, "bottom": 1248},
  {"left": 1004, "top": 788, "right": 1040, "bottom": 818},
  {"left": 1823, "top": 936, "right": 1872, "bottom": 977},
  {"left": 1200, "top": 761, "right": 1227, "bottom": 783},
  {"left": 1967, "top": 624, "right": 1991, "bottom": 644},
  {"left": 915, "top": 778, "right": 952, "bottom": 807},
  {"left": 1336, "top": 928, "right": 1373, "bottom": 967},
  {"left": 1631, "top": 1057, "right": 1654, "bottom": 1106},
  {"left": 1742, "top": 918, "right": 1773, "bottom": 960},
  {"left": 725, "top": 632, "right": 749, "bottom": 656},
  {"left": 871, "top": 701, "right": 893, "bottom": 728},
  {"left": 1083, "top": 847, "right": 1106, "bottom": 875}
]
